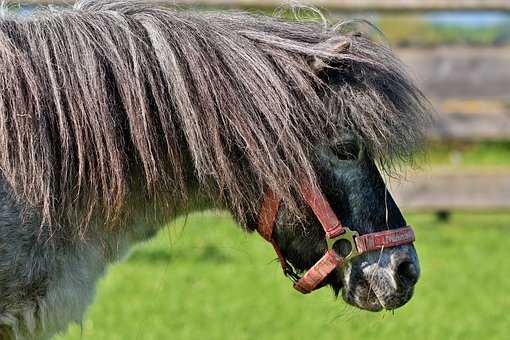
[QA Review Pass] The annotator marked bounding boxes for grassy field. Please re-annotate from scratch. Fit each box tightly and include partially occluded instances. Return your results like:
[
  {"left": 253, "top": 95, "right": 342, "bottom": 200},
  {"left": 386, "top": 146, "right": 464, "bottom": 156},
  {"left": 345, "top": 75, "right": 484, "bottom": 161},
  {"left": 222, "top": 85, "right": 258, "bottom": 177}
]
[
  {"left": 422, "top": 140, "right": 510, "bottom": 168},
  {"left": 56, "top": 212, "right": 510, "bottom": 340}
]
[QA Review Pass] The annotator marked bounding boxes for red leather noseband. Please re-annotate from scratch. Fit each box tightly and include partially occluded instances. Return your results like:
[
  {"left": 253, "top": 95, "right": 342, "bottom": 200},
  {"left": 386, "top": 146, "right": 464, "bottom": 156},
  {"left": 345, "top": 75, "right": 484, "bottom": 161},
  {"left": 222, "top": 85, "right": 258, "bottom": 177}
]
[{"left": 256, "top": 182, "right": 415, "bottom": 294}]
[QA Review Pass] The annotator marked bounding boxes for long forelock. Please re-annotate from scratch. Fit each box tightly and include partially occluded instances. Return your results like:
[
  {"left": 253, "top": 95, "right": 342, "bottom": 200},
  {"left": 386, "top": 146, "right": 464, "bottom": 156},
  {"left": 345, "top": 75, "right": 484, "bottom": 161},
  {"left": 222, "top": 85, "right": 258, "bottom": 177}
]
[{"left": 0, "top": 0, "right": 430, "bottom": 228}]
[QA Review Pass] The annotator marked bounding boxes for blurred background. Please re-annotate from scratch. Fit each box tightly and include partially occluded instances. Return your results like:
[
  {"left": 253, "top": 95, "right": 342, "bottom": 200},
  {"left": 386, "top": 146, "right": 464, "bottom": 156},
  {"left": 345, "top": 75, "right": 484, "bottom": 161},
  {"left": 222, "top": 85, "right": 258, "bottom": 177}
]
[{"left": 6, "top": 0, "right": 510, "bottom": 339}]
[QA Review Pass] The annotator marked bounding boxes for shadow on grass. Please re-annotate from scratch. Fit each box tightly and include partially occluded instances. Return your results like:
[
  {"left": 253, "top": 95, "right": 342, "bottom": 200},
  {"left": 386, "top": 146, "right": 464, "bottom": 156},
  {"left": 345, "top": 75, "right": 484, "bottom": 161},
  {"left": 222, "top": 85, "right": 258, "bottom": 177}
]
[
  {"left": 128, "top": 249, "right": 174, "bottom": 263},
  {"left": 128, "top": 244, "right": 232, "bottom": 264}
]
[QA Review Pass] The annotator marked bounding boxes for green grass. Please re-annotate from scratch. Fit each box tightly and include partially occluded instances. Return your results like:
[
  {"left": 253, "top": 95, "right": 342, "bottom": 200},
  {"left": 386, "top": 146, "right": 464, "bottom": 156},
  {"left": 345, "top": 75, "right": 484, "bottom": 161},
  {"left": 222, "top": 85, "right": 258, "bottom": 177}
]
[
  {"left": 417, "top": 140, "right": 510, "bottom": 169},
  {"left": 56, "top": 212, "right": 510, "bottom": 340}
]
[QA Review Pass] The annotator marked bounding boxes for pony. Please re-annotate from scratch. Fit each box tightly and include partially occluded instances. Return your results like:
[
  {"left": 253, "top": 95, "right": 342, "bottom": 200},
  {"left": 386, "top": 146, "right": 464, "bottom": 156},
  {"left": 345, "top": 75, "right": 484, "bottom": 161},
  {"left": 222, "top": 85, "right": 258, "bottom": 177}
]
[{"left": 0, "top": 0, "right": 431, "bottom": 338}]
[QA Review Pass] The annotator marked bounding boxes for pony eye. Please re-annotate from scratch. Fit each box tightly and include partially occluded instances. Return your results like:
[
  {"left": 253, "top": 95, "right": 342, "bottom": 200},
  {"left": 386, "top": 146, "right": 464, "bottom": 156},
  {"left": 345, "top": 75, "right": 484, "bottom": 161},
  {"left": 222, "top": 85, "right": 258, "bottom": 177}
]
[{"left": 331, "top": 140, "right": 361, "bottom": 160}]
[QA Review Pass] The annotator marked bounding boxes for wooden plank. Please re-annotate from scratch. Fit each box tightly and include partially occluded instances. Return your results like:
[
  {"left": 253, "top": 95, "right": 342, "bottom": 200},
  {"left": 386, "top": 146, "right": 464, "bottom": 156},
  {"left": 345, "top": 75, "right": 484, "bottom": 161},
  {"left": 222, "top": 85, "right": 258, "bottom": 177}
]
[
  {"left": 10, "top": 0, "right": 510, "bottom": 12},
  {"left": 391, "top": 171, "right": 510, "bottom": 211},
  {"left": 396, "top": 47, "right": 510, "bottom": 140},
  {"left": 397, "top": 48, "right": 510, "bottom": 101},
  {"left": 429, "top": 110, "right": 510, "bottom": 140}
]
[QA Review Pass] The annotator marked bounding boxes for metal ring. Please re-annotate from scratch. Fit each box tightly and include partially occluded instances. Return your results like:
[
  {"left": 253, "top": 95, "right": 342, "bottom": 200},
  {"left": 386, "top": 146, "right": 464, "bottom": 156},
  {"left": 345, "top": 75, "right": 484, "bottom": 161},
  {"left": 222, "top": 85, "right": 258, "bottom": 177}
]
[{"left": 326, "top": 227, "right": 360, "bottom": 262}]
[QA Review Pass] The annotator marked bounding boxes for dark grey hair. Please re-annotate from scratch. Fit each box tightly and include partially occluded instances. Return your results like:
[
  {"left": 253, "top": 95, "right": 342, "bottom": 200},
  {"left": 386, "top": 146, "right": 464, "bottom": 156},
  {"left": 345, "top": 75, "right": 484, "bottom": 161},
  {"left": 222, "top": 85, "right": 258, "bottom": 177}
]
[{"left": 0, "top": 0, "right": 430, "bottom": 228}]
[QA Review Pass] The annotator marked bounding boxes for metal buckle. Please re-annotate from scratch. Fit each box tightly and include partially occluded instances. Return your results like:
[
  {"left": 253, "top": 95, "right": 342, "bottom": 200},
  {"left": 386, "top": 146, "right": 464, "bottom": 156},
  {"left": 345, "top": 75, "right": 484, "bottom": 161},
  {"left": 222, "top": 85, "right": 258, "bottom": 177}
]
[
  {"left": 282, "top": 228, "right": 361, "bottom": 285},
  {"left": 326, "top": 228, "right": 360, "bottom": 262}
]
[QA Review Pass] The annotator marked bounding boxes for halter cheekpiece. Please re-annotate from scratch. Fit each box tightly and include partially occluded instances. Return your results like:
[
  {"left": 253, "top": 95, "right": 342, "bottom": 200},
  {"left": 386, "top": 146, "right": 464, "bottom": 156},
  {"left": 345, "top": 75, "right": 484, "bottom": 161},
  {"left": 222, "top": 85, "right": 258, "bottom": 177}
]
[{"left": 257, "top": 181, "right": 415, "bottom": 294}]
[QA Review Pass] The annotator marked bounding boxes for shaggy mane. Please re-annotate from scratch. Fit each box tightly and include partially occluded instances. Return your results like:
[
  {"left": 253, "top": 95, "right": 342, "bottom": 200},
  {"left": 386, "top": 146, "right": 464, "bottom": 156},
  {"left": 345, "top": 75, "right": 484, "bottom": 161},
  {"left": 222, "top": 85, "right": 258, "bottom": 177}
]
[{"left": 0, "top": 0, "right": 430, "bottom": 228}]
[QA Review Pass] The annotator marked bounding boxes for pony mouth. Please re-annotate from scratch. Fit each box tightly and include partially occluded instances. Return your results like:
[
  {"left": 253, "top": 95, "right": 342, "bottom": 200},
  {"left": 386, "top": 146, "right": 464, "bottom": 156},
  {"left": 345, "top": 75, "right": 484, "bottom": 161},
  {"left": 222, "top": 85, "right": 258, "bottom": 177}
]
[
  {"left": 340, "top": 284, "right": 415, "bottom": 312},
  {"left": 327, "top": 267, "right": 384, "bottom": 311},
  {"left": 334, "top": 269, "right": 415, "bottom": 312},
  {"left": 341, "top": 287, "right": 385, "bottom": 312}
]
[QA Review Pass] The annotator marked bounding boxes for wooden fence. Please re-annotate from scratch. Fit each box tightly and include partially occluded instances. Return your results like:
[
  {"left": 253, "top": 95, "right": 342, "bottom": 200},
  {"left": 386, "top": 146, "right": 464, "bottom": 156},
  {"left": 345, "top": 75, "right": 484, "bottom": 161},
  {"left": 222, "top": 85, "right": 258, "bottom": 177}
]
[
  {"left": 391, "top": 171, "right": 510, "bottom": 212},
  {"left": 394, "top": 46, "right": 510, "bottom": 214}
]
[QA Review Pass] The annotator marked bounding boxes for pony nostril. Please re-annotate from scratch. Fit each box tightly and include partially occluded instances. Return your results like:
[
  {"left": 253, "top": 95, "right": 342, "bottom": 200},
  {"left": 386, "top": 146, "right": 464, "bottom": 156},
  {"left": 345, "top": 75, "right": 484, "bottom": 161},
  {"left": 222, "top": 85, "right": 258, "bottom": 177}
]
[{"left": 396, "top": 260, "right": 419, "bottom": 287}]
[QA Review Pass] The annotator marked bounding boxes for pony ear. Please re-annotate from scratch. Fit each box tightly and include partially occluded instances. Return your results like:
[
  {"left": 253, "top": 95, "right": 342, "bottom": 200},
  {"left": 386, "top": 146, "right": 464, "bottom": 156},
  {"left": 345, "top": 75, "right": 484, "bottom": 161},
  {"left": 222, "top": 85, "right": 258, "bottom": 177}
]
[{"left": 311, "top": 37, "right": 351, "bottom": 73}]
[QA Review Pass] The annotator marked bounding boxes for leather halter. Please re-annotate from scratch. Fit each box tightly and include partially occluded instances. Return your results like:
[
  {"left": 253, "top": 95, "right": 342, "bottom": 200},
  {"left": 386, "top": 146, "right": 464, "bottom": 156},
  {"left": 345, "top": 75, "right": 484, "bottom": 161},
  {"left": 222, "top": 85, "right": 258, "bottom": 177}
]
[{"left": 257, "top": 182, "right": 415, "bottom": 294}]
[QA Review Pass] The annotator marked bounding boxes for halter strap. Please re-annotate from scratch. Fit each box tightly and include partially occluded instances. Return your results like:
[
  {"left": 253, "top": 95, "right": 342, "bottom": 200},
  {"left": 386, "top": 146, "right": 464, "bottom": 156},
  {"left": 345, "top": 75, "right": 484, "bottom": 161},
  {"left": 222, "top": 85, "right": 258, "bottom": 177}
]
[
  {"left": 293, "top": 250, "right": 344, "bottom": 294},
  {"left": 299, "top": 183, "right": 344, "bottom": 238},
  {"left": 355, "top": 227, "right": 416, "bottom": 254},
  {"left": 256, "top": 181, "right": 416, "bottom": 294}
]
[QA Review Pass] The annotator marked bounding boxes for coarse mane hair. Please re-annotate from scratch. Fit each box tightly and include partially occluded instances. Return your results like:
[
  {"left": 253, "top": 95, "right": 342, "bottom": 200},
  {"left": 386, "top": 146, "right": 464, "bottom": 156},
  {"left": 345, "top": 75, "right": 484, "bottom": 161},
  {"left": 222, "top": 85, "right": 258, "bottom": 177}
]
[{"left": 0, "top": 0, "right": 430, "bottom": 229}]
